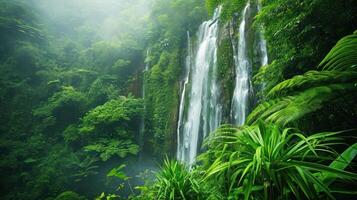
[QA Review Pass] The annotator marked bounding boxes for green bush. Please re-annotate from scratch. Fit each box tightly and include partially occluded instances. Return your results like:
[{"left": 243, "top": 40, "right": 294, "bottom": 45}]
[
  {"left": 54, "top": 191, "right": 87, "bottom": 200},
  {"left": 200, "top": 122, "right": 357, "bottom": 199}
]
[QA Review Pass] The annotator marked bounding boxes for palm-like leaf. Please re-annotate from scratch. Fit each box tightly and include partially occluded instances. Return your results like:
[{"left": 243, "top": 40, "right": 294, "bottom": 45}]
[
  {"left": 320, "top": 142, "right": 357, "bottom": 186},
  {"left": 267, "top": 70, "right": 357, "bottom": 98},
  {"left": 248, "top": 84, "right": 355, "bottom": 126},
  {"left": 248, "top": 31, "right": 357, "bottom": 126},
  {"left": 202, "top": 122, "right": 357, "bottom": 200},
  {"left": 318, "top": 31, "right": 357, "bottom": 71}
]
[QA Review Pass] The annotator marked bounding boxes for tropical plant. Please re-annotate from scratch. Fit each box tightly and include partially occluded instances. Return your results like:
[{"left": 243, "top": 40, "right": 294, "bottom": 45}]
[
  {"left": 248, "top": 31, "right": 357, "bottom": 126},
  {"left": 95, "top": 192, "right": 120, "bottom": 200},
  {"left": 144, "top": 159, "right": 205, "bottom": 200},
  {"left": 201, "top": 122, "right": 357, "bottom": 200},
  {"left": 107, "top": 164, "right": 129, "bottom": 181},
  {"left": 84, "top": 139, "right": 139, "bottom": 161},
  {"left": 79, "top": 96, "right": 143, "bottom": 135},
  {"left": 54, "top": 191, "right": 87, "bottom": 200},
  {"left": 254, "top": 0, "right": 357, "bottom": 97},
  {"left": 66, "top": 154, "right": 99, "bottom": 182},
  {"left": 107, "top": 164, "right": 130, "bottom": 192},
  {"left": 319, "top": 142, "right": 357, "bottom": 186}
]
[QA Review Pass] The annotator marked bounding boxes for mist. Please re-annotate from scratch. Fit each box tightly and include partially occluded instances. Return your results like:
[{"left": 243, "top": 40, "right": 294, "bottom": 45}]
[
  {"left": 31, "top": 0, "right": 153, "bottom": 42},
  {"left": 2, "top": 0, "right": 357, "bottom": 199}
]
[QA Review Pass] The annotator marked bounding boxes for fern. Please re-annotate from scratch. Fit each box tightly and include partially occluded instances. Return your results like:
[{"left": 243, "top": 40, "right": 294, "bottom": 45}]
[
  {"left": 266, "top": 84, "right": 355, "bottom": 126},
  {"left": 246, "top": 97, "right": 293, "bottom": 125},
  {"left": 248, "top": 31, "right": 357, "bottom": 126},
  {"left": 267, "top": 70, "right": 357, "bottom": 98},
  {"left": 319, "top": 32, "right": 357, "bottom": 71},
  {"left": 249, "top": 84, "right": 355, "bottom": 126}
]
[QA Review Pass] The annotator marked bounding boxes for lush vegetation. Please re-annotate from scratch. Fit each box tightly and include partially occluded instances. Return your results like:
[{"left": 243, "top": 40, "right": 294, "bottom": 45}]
[
  {"left": 0, "top": 0, "right": 150, "bottom": 199},
  {"left": 0, "top": 0, "right": 356, "bottom": 199},
  {"left": 138, "top": 122, "right": 356, "bottom": 199},
  {"left": 136, "top": 0, "right": 357, "bottom": 199},
  {"left": 144, "top": 0, "right": 207, "bottom": 155}
]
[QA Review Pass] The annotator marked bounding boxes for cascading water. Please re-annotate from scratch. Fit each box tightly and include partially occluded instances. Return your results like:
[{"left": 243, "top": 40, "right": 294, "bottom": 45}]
[
  {"left": 145, "top": 49, "right": 150, "bottom": 71},
  {"left": 231, "top": 1, "right": 268, "bottom": 126},
  {"left": 177, "top": 7, "right": 222, "bottom": 166},
  {"left": 177, "top": 31, "right": 192, "bottom": 159},
  {"left": 139, "top": 49, "right": 149, "bottom": 156},
  {"left": 257, "top": 3, "right": 268, "bottom": 67},
  {"left": 231, "top": 3, "right": 251, "bottom": 126}
]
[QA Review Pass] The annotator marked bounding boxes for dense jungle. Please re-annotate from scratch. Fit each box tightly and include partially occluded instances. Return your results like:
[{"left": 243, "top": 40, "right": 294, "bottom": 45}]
[{"left": 0, "top": 0, "right": 357, "bottom": 199}]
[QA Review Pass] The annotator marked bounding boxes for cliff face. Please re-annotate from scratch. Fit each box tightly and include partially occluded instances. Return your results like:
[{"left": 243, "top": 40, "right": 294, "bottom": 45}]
[
  {"left": 216, "top": 1, "right": 267, "bottom": 125},
  {"left": 142, "top": 1, "right": 207, "bottom": 158},
  {"left": 144, "top": 0, "right": 269, "bottom": 158},
  {"left": 216, "top": 21, "right": 235, "bottom": 124}
]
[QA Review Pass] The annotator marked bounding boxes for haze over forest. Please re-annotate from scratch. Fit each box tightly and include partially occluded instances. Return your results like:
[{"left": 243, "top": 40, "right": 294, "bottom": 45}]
[{"left": 0, "top": 0, "right": 356, "bottom": 199}]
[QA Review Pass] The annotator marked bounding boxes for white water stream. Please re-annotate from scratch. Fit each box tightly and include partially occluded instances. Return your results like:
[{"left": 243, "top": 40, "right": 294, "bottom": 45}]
[
  {"left": 231, "top": 3, "right": 251, "bottom": 126},
  {"left": 231, "top": 1, "right": 268, "bottom": 126},
  {"left": 177, "top": 7, "right": 222, "bottom": 166},
  {"left": 177, "top": 2, "right": 268, "bottom": 165}
]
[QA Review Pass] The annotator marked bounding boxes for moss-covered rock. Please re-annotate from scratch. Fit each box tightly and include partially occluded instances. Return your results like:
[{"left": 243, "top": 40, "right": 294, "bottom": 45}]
[{"left": 217, "top": 22, "right": 235, "bottom": 123}]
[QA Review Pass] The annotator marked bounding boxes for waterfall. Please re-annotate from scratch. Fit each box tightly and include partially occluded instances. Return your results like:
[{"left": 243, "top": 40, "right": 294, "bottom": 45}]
[
  {"left": 231, "top": 3, "right": 251, "bottom": 126},
  {"left": 144, "top": 50, "right": 150, "bottom": 71},
  {"left": 231, "top": 1, "right": 268, "bottom": 126},
  {"left": 177, "top": 31, "right": 192, "bottom": 160},
  {"left": 139, "top": 49, "right": 149, "bottom": 156},
  {"left": 177, "top": 7, "right": 222, "bottom": 166},
  {"left": 257, "top": 3, "right": 268, "bottom": 67}
]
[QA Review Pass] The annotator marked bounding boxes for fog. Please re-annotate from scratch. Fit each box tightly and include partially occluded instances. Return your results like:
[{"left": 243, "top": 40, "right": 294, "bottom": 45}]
[{"left": 31, "top": 0, "right": 153, "bottom": 41}]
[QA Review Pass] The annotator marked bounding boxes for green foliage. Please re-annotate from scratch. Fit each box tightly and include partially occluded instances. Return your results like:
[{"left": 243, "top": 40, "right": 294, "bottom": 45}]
[
  {"left": 76, "top": 95, "right": 144, "bottom": 162},
  {"left": 12, "top": 42, "right": 42, "bottom": 76},
  {"left": 81, "top": 96, "right": 143, "bottom": 132},
  {"left": 63, "top": 124, "right": 80, "bottom": 142},
  {"left": 107, "top": 164, "right": 129, "bottom": 181},
  {"left": 205, "top": 0, "right": 221, "bottom": 15},
  {"left": 145, "top": 50, "right": 180, "bottom": 153},
  {"left": 68, "top": 96, "right": 143, "bottom": 161},
  {"left": 85, "top": 42, "right": 123, "bottom": 69},
  {"left": 321, "top": 143, "right": 357, "bottom": 186},
  {"left": 0, "top": 1, "right": 45, "bottom": 57},
  {"left": 54, "top": 191, "right": 87, "bottom": 200},
  {"left": 1, "top": 0, "right": 357, "bottom": 199},
  {"left": 248, "top": 31, "right": 357, "bottom": 127},
  {"left": 221, "top": 0, "right": 246, "bottom": 23},
  {"left": 34, "top": 86, "right": 86, "bottom": 118},
  {"left": 205, "top": 0, "right": 246, "bottom": 21},
  {"left": 84, "top": 139, "right": 139, "bottom": 161},
  {"left": 67, "top": 154, "right": 99, "bottom": 182},
  {"left": 0, "top": 1, "right": 149, "bottom": 199},
  {"left": 217, "top": 37, "right": 235, "bottom": 119},
  {"left": 248, "top": 84, "right": 355, "bottom": 126},
  {"left": 318, "top": 31, "right": 357, "bottom": 71},
  {"left": 254, "top": 0, "right": 357, "bottom": 96},
  {"left": 145, "top": 0, "right": 206, "bottom": 155},
  {"left": 201, "top": 122, "right": 357, "bottom": 199},
  {"left": 95, "top": 192, "right": 120, "bottom": 200},
  {"left": 267, "top": 70, "right": 357, "bottom": 98},
  {"left": 139, "top": 159, "right": 205, "bottom": 200}
]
